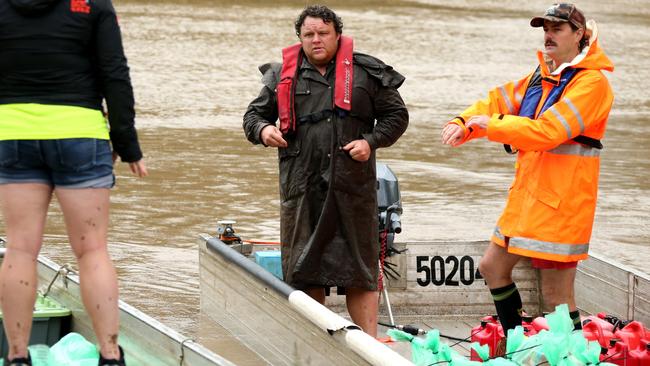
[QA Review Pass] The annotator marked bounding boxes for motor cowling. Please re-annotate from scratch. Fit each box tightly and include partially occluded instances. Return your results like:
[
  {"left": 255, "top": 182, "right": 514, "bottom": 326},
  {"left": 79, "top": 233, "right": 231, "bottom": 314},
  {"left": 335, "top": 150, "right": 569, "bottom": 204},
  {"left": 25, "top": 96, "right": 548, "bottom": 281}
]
[{"left": 376, "top": 163, "right": 402, "bottom": 256}]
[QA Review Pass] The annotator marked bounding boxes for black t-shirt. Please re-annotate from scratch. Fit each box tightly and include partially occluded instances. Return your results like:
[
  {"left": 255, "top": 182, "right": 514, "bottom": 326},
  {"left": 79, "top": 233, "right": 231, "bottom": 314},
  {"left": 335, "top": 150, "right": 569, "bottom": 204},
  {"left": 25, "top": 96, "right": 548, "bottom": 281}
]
[{"left": 0, "top": 0, "right": 142, "bottom": 162}]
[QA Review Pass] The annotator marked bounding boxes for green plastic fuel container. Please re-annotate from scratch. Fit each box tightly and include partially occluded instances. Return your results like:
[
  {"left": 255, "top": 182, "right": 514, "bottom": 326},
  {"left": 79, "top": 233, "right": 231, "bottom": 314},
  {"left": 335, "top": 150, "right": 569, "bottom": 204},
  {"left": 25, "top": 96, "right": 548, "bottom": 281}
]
[{"left": 0, "top": 294, "right": 71, "bottom": 358}]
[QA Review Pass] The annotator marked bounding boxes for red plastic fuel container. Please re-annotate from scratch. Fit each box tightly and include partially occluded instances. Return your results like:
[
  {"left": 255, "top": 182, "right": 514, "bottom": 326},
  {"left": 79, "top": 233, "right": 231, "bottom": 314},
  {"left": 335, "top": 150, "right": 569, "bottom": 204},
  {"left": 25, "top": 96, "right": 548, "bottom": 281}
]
[
  {"left": 583, "top": 319, "right": 615, "bottom": 348},
  {"left": 470, "top": 320, "right": 505, "bottom": 361},
  {"left": 627, "top": 340, "right": 650, "bottom": 366},
  {"left": 583, "top": 313, "right": 615, "bottom": 332},
  {"left": 531, "top": 316, "right": 549, "bottom": 333},
  {"left": 522, "top": 315, "right": 538, "bottom": 336},
  {"left": 615, "top": 321, "right": 647, "bottom": 350},
  {"left": 602, "top": 339, "right": 629, "bottom": 366}
]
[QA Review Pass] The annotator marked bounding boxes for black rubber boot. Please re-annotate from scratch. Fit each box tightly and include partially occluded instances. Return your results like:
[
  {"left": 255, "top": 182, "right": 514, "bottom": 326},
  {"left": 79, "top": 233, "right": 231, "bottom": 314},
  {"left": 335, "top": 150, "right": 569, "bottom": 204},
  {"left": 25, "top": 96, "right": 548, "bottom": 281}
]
[
  {"left": 98, "top": 346, "right": 125, "bottom": 366},
  {"left": 3, "top": 353, "right": 31, "bottom": 366}
]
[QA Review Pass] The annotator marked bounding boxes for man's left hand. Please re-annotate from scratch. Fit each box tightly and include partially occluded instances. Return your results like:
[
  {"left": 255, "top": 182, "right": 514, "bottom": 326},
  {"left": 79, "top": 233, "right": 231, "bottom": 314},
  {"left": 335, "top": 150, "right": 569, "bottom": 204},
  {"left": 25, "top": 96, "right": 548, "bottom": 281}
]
[{"left": 342, "top": 139, "right": 371, "bottom": 162}]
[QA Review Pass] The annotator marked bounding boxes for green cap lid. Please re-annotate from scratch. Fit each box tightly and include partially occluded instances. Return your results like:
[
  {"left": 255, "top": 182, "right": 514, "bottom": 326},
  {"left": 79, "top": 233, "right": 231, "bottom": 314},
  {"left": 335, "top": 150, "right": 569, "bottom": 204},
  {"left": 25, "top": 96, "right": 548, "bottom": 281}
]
[{"left": 0, "top": 294, "right": 71, "bottom": 319}]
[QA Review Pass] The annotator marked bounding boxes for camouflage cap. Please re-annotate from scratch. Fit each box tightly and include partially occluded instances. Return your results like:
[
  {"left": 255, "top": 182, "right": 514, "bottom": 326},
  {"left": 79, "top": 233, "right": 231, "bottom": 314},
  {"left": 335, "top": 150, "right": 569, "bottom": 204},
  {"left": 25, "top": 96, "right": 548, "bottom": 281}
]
[{"left": 530, "top": 3, "right": 586, "bottom": 29}]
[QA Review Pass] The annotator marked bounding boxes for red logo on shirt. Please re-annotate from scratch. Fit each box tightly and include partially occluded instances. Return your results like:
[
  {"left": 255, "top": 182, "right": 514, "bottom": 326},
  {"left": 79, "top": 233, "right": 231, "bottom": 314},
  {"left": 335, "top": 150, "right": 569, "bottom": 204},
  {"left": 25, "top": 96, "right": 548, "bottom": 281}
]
[{"left": 71, "top": 0, "right": 91, "bottom": 14}]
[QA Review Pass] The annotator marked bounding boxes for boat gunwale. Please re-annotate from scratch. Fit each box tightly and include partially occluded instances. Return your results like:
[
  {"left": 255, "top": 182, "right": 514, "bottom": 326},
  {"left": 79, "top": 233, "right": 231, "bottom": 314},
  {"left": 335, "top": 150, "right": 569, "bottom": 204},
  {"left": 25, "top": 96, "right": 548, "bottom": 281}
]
[
  {"left": 1, "top": 246, "right": 237, "bottom": 366},
  {"left": 586, "top": 251, "right": 650, "bottom": 282}
]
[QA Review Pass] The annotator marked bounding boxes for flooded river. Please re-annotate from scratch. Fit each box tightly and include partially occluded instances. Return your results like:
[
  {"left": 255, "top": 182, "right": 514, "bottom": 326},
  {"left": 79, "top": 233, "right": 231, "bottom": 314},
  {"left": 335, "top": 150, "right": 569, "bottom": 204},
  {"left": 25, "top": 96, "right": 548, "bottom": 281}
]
[{"left": 7, "top": 0, "right": 649, "bottom": 347}]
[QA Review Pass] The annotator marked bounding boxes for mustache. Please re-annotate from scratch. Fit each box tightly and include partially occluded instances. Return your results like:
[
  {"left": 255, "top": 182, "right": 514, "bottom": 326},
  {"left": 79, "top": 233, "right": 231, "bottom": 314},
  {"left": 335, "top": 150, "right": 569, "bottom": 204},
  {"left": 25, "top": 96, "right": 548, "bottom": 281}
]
[{"left": 545, "top": 40, "right": 557, "bottom": 47}]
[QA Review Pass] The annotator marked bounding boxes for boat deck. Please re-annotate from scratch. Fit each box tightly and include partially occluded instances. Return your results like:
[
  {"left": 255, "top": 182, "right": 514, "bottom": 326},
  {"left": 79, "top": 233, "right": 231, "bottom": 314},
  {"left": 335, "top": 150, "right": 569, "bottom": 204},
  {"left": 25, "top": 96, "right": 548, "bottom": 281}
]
[
  {"left": 378, "top": 317, "right": 475, "bottom": 360},
  {"left": 196, "top": 309, "right": 477, "bottom": 365}
]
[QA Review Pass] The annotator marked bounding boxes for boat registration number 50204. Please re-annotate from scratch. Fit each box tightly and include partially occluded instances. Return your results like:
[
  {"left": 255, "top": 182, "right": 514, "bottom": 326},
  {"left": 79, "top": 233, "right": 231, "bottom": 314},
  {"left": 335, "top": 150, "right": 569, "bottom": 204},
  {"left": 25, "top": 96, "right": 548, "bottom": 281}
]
[{"left": 415, "top": 255, "right": 483, "bottom": 287}]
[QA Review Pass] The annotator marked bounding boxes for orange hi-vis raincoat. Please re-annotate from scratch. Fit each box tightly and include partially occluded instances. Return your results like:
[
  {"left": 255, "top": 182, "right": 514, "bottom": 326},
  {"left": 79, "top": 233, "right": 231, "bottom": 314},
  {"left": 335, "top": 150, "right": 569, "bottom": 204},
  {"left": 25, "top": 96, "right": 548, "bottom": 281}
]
[{"left": 450, "top": 22, "right": 614, "bottom": 262}]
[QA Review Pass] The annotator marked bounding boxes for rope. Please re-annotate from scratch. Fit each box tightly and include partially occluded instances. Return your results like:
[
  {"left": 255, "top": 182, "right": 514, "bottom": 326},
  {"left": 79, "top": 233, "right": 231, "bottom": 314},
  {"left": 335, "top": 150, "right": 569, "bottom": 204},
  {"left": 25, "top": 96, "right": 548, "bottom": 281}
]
[
  {"left": 493, "top": 343, "right": 541, "bottom": 361},
  {"left": 597, "top": 350, "right": 626, "bottom": 364},
  {"left": 377, "top": 321, "right": 476, "bottom": 344},
  {"left": 179, "top": 338, "right": 194, "bottom": 365},
  {"left": 427, "top": 361, "right": 449, "bottom": 365},
  {"left": 449, "top": 328, "right": 482, "bottom": 347},
  {"left": 423, "top": 343, "right": 543, "bottom": 365},
  {"left": 384, "top": 319, "right": 631, "bottom": 365},
  {"left": 241, "top": 239, "right": 282, "bottom": 245},
  {"left": 378, "top": 229, "right": 388, "bottom": 291},
  {"left": 381, "top": 321, "right": 549, "bottom": 363},
  {"left": 41, "top": 264, "right": 74, "bottom": 298}
]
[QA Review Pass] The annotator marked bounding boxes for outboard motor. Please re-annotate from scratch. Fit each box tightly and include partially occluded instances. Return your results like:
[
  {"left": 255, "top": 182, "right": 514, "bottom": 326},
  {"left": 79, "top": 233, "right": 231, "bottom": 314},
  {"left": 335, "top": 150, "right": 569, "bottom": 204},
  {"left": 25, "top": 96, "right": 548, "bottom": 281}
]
[
  {"left": 376, "top": 163, "right": 404, "bottom": 326},
  {"left": 376, "top": 162, "right": 403, "bottom": 257}
]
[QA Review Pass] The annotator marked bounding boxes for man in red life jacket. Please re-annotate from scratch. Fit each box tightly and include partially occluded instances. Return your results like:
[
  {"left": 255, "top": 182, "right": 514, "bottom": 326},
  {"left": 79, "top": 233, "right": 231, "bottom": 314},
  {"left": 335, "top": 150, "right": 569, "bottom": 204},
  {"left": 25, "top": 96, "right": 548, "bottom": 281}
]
[
  {"left": 441, "top": 3, "right": 614, "bottom": 355},
  {"left": 243, "top": 5, "right": 408, "bottom": 336}
]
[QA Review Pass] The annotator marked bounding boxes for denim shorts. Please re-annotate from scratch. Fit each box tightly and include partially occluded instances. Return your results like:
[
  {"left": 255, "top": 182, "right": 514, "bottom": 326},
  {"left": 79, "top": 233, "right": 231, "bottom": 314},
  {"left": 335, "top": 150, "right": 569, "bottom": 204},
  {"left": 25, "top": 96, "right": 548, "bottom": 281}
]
[{"left": 0, "top": 139, "right": 114, "bottom": 188}]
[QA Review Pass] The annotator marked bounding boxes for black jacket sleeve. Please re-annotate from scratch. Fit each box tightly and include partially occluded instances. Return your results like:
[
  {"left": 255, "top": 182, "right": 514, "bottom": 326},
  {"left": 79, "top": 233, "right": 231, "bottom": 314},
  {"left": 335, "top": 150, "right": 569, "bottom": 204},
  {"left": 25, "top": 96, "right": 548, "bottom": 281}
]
[
  {"left": 364, "top": 85, "right": 409, "bottom": 150},
  {"left": 354, "top": 53, "right": 409, "bottom": 150},
  {"left": 94, "top": 0, "right": 142, "bottom": 162},
  {"left": 242, "top": 63, "right": 281, "bottom": 145}
]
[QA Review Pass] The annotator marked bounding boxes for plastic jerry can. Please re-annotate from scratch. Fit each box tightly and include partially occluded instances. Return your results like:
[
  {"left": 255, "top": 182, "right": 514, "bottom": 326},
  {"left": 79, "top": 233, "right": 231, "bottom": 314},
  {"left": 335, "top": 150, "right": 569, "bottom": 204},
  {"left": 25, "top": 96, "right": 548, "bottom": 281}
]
[
  {"left": 470, "top": 321, "right": 504, "bottom": 361},
  {"left": 583, "top": 319, "right": 615, "bottom": 348}
]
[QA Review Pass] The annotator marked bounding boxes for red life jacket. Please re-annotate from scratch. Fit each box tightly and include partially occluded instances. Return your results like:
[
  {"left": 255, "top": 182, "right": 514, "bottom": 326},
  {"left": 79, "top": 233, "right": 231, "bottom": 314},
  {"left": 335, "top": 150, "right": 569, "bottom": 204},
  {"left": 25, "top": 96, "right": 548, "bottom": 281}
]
[{"left": 277, "top": 36, "right": 354, "bottom": 135}]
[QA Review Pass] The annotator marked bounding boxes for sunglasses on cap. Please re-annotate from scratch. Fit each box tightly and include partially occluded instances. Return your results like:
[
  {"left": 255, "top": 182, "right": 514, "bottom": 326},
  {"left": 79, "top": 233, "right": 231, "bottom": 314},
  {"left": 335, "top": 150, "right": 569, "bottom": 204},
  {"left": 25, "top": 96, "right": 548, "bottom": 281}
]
[
  {"left": 545, "top": 3, "right": 576, "bottom": 21},
  {"left": 531, "top": 3, "right": 585, "bottom": 29}
]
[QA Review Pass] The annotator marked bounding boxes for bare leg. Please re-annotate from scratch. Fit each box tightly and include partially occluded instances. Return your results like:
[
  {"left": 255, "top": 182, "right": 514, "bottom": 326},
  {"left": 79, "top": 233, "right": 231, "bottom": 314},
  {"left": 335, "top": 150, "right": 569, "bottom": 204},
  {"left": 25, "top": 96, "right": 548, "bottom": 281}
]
[
  {"left": 479, "top": 242, "right": 524, "bottom": 336},
  {"left": 346, "top": 288, "right": 379, "bottom": 337},
  {"left": 55, "top": 187, "right": 120, "bottom": 359},
  {"left": 304, "top": 287, "right": 326, "bottom": 304},
  {"left": 0, "top": 183, "right": 52, "bottom": 360},
  {"left": 539, "top": 267, "right": 577, "bottom": 312},
  {"left": 478, "top": 242, "right": 521, "bottom": 289}
]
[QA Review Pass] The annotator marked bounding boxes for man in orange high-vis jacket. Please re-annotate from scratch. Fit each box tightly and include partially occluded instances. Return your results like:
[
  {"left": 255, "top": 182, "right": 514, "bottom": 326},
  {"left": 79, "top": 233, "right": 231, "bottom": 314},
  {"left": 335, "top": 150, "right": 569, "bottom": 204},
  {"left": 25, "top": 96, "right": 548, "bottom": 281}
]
[{"left": 441, "top": 3, "right": 614, "bottom": 347}]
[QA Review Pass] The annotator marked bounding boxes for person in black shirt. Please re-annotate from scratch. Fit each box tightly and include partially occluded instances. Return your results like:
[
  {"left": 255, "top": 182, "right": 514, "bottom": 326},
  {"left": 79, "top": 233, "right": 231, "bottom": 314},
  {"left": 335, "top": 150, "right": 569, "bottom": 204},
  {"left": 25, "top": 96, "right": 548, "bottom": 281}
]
[{"left": 0, "top": 1, "right": 146, "bottom": 365}]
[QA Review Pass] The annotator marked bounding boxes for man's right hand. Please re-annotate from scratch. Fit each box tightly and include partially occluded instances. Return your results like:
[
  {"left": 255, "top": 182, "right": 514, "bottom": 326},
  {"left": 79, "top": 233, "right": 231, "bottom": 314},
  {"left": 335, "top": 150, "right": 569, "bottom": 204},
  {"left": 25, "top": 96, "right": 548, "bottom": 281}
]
[
  {"left": 260, "top": 125, "right": 288, "bottom": 148},
  {"left": 441, "top": 123, "right": 465, "bottom": 147},
  {"left": 129, "top": 160, "right": 149, "bottom": 178}
]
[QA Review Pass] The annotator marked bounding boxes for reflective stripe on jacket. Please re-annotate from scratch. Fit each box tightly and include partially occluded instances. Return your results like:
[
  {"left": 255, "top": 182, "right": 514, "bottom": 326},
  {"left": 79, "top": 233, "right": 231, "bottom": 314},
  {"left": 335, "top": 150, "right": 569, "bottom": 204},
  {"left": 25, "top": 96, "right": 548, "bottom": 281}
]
[{"left": 450, "top": 22, "right": 614, "bottom": 261}]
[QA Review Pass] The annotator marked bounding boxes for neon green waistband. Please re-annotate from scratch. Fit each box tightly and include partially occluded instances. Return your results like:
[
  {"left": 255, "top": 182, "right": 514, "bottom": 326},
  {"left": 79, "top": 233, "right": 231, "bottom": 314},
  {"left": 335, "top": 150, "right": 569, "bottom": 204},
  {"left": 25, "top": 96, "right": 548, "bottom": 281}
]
[{"left": 0, "top": 103, "right": 109, "bottom": 140}]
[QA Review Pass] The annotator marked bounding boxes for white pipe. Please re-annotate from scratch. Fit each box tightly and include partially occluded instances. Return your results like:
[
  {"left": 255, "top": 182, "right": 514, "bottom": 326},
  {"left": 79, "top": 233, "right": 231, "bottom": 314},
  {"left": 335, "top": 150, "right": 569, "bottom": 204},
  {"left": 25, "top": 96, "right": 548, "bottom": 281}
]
[
  {"left": 345, "top": 329, "right": 414, "bottom": 366},
  {"left": 288, "top": 291, "right": 413, "bottom": 365},
  {"left": 288, "top": 290, "right": 356, "bottom": 332}
]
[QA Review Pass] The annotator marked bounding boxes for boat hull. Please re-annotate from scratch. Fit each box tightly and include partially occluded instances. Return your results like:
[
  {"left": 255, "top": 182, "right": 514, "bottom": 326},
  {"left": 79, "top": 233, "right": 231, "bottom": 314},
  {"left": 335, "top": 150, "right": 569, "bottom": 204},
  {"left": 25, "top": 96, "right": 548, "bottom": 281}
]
[
  {"left": 1, "top": 247, "right": 235, "bottom": 366},
  {"left": 198, "top": 234, "right": 650, "bottom": 364},
  {"left": 199, "top": 234, "right": 413, "bottom": 366}
]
